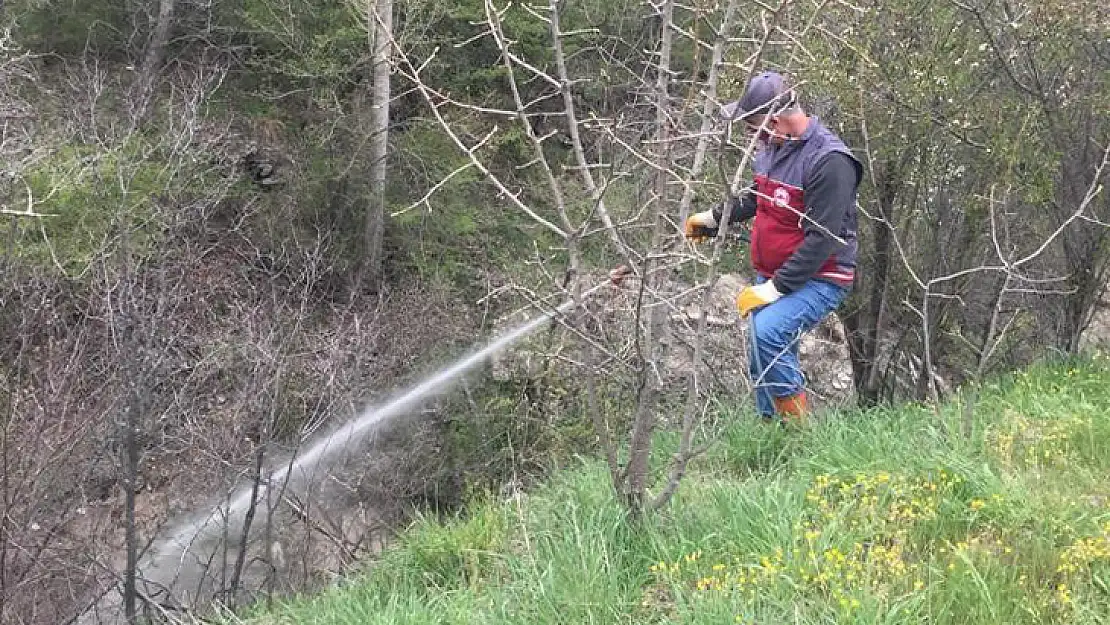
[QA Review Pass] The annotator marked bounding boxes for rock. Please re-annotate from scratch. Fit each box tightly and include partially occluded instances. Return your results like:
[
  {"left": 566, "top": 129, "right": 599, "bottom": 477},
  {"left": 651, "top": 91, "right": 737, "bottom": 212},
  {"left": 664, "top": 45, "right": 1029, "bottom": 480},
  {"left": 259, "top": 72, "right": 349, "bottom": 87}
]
[
  {"left": 1080, "top": 296, "right": 1110, "bottom": 351},
  {"left": 711, "top": 274, "right": 749, "bottom": 314}
]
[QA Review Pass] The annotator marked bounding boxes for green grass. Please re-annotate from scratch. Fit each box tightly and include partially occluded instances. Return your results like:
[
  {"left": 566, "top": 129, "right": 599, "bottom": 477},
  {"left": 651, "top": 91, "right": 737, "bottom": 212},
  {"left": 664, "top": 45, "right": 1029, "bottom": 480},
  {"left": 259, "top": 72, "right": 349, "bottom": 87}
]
[{"left": 244, "top": 356, "right": 1110, "bottom": 624}]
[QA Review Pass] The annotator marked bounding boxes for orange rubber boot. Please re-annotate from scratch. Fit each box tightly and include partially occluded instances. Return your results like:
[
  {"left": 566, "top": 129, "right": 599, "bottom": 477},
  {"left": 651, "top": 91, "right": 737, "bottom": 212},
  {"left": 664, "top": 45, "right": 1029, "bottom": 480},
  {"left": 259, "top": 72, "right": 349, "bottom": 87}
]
[{"left": 773, "top": 392, "right": 807, "bottom": 427}]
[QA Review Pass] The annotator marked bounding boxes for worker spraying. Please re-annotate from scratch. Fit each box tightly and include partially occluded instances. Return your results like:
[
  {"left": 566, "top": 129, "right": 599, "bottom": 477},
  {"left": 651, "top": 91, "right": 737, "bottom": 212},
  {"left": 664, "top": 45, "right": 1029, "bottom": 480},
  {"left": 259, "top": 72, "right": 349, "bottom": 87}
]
[{"left": 685, "top": 71, "right": 863, "bottom": 425}]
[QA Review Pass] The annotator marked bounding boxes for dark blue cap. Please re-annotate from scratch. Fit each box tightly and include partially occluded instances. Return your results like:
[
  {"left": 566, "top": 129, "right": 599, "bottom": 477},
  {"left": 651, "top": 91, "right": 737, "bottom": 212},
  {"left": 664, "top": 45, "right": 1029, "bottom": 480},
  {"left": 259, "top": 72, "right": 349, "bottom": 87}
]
[{"left": 721, "top": 71, "right": 796, "bottom": 121}]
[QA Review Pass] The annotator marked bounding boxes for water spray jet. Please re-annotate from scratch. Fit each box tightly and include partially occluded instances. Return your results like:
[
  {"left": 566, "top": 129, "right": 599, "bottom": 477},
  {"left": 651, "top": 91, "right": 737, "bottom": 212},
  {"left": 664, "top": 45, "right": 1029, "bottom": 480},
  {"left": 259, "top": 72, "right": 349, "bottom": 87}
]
[{"left": 77, "top": 275, "right": 625, "bottom": 624}]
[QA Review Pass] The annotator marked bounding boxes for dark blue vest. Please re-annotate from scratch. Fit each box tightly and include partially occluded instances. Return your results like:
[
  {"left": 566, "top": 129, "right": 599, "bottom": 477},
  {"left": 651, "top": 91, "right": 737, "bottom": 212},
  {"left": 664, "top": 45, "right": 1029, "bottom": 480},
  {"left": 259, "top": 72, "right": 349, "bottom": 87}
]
[{"left": 750, "top": 118, "right": 862, "bottom": 284}]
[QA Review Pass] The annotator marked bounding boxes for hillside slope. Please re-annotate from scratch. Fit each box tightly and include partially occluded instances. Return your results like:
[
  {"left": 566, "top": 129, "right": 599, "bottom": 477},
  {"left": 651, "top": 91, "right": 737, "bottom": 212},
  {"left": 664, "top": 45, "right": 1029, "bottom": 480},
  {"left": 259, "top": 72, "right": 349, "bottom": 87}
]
[{"left": 239, "top": 356, "right": 1110, "bottom": 625}]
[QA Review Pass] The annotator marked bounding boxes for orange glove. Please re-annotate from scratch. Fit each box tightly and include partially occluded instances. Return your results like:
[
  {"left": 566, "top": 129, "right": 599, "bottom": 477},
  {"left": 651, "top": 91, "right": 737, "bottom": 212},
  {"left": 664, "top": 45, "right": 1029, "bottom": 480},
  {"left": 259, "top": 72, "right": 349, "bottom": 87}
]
[
  {"left": 736, "top": 281, "right": 782, "bottom": 318},
  {"left": 683, "top": 210, "right": 719, "bottom": 242}
]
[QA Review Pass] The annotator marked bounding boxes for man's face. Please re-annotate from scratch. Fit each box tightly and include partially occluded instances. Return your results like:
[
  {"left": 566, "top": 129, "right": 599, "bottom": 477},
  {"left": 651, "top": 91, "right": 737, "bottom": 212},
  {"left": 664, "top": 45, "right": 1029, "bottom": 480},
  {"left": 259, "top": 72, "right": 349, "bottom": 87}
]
[{"left": 743, "top": 114, "right": 786, "bottom": 146}]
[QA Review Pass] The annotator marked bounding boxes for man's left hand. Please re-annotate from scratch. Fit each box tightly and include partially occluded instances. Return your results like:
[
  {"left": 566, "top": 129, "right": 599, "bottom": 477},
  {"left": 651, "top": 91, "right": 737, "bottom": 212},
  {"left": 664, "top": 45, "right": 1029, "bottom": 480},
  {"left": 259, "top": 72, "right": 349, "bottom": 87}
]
[{"left": 736, "top": 281, "right": 783, "bottom": 318}]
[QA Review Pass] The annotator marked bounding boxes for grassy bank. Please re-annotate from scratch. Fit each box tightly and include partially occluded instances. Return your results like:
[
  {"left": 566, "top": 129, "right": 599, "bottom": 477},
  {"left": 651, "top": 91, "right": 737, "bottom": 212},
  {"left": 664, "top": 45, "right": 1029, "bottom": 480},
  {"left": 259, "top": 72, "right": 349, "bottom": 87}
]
[{"left": 244, "top": 356, "right": 1110, "bottom": 624}]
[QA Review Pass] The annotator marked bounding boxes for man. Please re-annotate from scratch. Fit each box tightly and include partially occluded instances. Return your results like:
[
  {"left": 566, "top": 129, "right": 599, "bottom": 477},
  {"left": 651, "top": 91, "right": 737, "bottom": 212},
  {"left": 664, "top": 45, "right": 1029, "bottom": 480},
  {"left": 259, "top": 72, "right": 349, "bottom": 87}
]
[{"left": 684, "top": 71, "right": 862, "bottom": 424}]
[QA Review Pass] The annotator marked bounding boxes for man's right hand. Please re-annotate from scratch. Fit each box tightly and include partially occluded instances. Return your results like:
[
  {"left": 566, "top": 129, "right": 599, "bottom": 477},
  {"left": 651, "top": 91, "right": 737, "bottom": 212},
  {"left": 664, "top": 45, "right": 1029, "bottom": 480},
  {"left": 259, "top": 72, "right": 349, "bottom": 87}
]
[{"left": 684, "top": 210, "right": 719, "bottom": 242}]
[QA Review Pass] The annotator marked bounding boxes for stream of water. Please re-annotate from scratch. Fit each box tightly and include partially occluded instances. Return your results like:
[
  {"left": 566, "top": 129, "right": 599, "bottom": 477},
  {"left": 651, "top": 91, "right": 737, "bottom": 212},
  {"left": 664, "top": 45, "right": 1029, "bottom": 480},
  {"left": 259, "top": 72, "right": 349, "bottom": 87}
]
[{"left": 78, "top": 283, "right": 606, "bottom": 624}]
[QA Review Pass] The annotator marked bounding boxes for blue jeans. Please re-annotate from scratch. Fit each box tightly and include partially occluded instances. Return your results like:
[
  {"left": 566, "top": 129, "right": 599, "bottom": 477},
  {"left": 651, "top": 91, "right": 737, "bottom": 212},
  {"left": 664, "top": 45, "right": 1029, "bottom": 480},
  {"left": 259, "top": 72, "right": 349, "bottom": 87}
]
[{"left": 748, "top": 276, "right": 848, "bottom": 416}]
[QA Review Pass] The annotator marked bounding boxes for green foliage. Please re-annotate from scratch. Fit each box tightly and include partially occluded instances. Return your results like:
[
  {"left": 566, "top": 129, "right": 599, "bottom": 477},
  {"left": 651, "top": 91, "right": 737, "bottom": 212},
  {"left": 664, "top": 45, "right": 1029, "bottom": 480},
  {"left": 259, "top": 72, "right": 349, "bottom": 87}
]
[
  {"left": 238, "top": 0, "right": 368, "bottom": 93},
  {"left": 431, "top": 365, "right": 604, "bottom": 505},
  {"left": 13, "top": 140, "right": 174, "bottom": 271},
  {"left": 247, "top": 357, "right": 1110, "bottom": 624},
  {"left": 11, "top": 0, "right": 132, "bottom": 56},
  {"left": 405, "top": 0, "right": 551, "bottom": 100},
  {"left": 402, "top": 501, "right": 510, "bottom": 589},
  {"left": 387, "top": 119, "right": 560, "bottom": 287}
]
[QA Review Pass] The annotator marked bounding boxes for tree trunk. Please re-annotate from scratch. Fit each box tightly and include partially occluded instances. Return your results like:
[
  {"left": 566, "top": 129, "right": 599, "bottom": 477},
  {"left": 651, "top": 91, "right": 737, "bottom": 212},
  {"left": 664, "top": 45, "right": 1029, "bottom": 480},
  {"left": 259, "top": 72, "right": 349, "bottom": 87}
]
[
  {"left": 123, "top": 377, "right": 140, "bottom": 623},
  {"left": 132, "top": 0, "right": 177, "bottom": 126},
  {"left": 364, "top": 0, "right": 392, "bottom": 289},
  {"left": 623, "top": 0, "right": 674, "bottom": 516}
]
